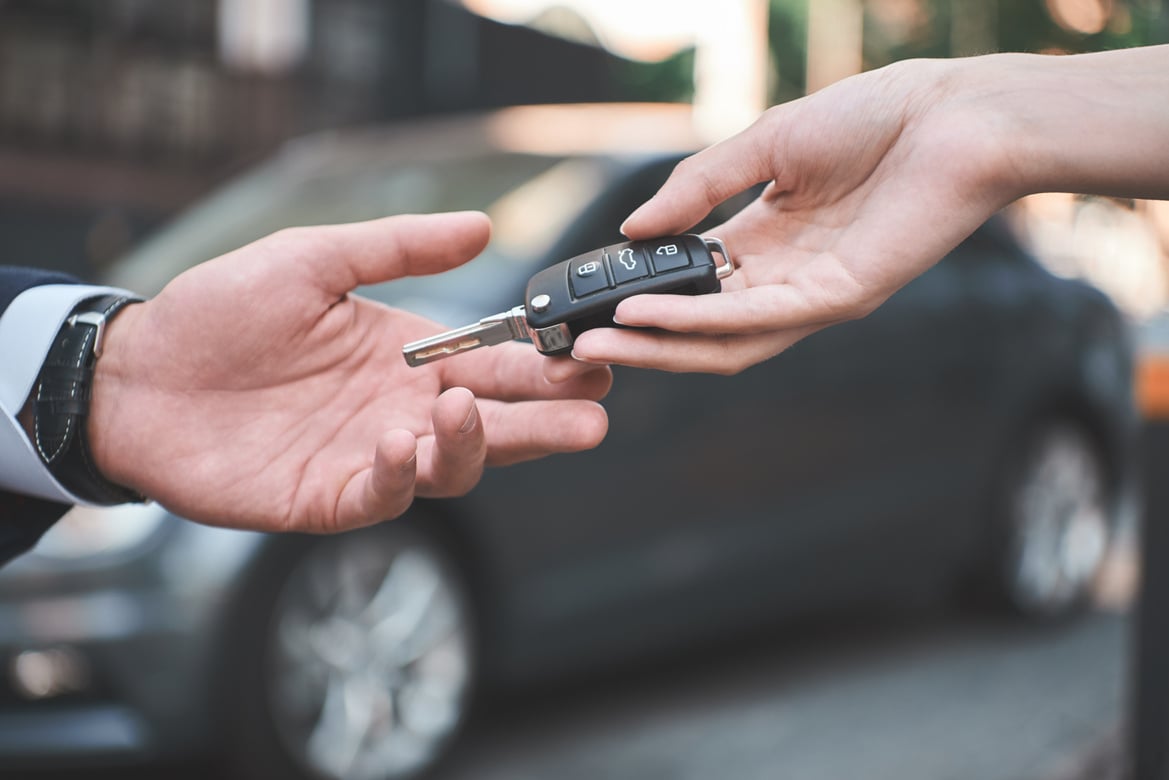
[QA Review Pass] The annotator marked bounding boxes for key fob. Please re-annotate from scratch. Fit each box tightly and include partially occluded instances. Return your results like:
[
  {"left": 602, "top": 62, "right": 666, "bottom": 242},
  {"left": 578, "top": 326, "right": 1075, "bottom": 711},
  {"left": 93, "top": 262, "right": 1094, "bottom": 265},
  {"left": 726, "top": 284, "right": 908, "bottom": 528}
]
[{"left": 523, "top": 234, "right": 733, "bottom": 356}]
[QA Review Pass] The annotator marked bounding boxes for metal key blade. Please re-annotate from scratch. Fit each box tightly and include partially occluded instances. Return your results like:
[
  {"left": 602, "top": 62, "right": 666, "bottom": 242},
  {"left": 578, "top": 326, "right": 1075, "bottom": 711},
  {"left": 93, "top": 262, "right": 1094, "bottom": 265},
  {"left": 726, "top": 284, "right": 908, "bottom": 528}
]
[{"left": 403, "top": 306, "right": 530, "bottom": 367}]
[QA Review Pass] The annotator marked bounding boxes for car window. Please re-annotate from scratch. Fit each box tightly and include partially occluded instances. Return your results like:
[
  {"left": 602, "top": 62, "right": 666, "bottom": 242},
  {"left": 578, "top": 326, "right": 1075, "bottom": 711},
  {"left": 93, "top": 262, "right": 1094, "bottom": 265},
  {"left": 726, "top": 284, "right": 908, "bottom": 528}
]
[
  {"left": 542, "top": 155, "right": 762, "bottom": 267},
  {"left": 106, "top": 151, "right": 610, "bottom": 300},
  {"left": 358, "top": 157, "right": 617, "bottom": 321}
]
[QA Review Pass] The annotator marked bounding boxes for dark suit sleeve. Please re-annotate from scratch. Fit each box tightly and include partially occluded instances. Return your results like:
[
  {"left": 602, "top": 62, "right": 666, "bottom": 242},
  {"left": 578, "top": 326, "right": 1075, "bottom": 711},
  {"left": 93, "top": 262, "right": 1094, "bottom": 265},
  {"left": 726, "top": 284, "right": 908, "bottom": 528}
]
[{"left": 1, "top": 266, "right": 82, "bottom": 565}]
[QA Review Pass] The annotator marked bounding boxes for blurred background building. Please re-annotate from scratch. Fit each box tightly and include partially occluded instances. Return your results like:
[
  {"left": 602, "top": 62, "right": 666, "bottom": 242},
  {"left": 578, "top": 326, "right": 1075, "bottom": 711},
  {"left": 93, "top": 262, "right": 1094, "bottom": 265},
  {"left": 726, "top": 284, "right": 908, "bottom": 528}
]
[
  {"left": 0, "top": 0, "right": 655, "bottom": 277},
  {"left": 2, "top": 0, "right": 1166, "bottom": 313}
]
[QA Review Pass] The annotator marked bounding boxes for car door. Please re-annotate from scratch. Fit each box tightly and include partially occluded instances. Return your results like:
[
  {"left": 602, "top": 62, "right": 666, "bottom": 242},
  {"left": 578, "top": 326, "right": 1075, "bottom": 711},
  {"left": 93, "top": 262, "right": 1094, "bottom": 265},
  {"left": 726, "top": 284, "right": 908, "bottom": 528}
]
[{"left": 470, "top": 164, "right": 1009, "bottom": 675}]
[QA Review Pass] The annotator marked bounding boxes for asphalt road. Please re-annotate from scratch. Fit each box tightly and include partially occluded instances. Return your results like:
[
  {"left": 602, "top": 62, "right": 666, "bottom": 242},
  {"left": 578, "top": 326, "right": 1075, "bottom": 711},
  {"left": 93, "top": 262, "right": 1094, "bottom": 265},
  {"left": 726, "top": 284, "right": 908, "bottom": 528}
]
[
  {"left": 30, "top": 605, "right": 1129, "bottom": 780},
  {"left": 439, "top": 609, "right": 1128, "bottom": 780}
]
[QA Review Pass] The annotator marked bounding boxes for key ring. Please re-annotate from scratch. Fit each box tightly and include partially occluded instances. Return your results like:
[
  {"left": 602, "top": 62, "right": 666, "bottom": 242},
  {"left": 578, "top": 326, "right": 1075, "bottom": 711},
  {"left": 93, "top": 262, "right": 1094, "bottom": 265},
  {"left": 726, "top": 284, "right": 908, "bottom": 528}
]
[{"left": 704, "top": 237, "right": 735, "bottom": 280}]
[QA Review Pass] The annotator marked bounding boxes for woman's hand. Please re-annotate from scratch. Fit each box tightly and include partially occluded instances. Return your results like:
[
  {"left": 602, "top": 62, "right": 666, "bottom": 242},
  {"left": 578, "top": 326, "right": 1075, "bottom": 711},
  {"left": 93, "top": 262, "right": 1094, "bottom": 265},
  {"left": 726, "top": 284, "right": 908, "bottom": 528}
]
[{"left": 570, "top": 46, "right": 1169, "bottom": 375}]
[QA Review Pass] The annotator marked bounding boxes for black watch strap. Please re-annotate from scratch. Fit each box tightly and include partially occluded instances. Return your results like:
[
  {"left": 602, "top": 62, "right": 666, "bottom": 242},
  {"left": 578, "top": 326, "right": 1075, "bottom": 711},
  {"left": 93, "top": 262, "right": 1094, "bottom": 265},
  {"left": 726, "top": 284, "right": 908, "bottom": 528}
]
[{"left": 33, "top": 294, "right": 145, "bottom": 505}]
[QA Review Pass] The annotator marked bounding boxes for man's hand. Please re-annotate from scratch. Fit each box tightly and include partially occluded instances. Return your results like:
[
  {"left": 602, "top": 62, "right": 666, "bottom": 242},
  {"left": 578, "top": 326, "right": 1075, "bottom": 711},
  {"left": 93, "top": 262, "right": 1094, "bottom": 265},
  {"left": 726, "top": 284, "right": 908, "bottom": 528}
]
[{"left": 87, "top": 212, "right": 611, "bottom": 533}]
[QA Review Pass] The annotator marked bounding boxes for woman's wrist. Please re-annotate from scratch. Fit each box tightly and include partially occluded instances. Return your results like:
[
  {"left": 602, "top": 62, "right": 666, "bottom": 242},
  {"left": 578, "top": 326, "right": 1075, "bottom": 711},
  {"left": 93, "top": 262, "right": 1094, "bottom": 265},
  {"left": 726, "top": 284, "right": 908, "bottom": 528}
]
[
  {"left": 893, "top": 54, "right": 1036, "bottom": 212},
  {"left": 960, "top": 46, "right": 1169, "bottom": 201},
  {"left": 887, "top": 52, "right": 1032, "bottom": 210}
]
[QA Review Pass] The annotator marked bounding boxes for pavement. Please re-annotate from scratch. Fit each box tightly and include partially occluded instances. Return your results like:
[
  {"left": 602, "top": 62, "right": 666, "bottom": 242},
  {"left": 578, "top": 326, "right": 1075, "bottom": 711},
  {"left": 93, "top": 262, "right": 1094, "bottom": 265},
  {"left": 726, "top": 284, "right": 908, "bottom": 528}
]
[
  {"left": 28, "top": 534, "right": 1138, "bottom": 780},
  {"left": 1043, "top": 729, "right": 1126, "bottom": 780},
  {"left": 25, "top": 606, "right": 1129, "bottom": 780},
  {"left": 439, "top": 608, "right": 1129, "bottom": 780},
  {"left": 431, "top": 528, "right": 1140, "bottom": 780}
]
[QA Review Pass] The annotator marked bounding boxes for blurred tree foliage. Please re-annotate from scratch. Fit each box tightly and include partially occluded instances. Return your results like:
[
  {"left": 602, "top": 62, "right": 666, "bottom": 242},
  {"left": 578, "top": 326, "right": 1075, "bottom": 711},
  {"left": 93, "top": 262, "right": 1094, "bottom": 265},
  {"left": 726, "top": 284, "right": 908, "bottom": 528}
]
[
  {"left": 615, "top": 47, "right": 696, "bottom": 103},
  {"left": 995, "top": 0, "right": 1168, "bottom": 53},
  {"left": 769, "top": 0, "right": 809, "bottom": 104},
  {"left": 619, "top": 0, "right": 1166, "bottom": 104},
  {"left": 868, "top": 0, "right": 1168, "bottom": 68}
]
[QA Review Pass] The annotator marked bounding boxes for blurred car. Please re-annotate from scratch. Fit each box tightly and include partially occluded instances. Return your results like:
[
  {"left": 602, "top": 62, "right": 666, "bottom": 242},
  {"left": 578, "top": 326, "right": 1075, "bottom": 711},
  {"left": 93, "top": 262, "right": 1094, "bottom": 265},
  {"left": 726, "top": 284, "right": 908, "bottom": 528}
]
[{"left": 0, "top": 104, "right": 1139, "bottom": 780}]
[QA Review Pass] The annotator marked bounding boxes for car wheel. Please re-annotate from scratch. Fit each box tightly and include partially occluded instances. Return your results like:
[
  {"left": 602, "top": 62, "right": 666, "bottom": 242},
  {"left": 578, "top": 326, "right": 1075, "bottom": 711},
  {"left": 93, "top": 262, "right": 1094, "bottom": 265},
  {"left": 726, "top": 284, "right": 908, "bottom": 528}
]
[
  {"left": 232, "top": 523, "right": 476, "bottom": 780},
  {"left": 994, "top": 421, "right": 1114, "bottom": 618}
]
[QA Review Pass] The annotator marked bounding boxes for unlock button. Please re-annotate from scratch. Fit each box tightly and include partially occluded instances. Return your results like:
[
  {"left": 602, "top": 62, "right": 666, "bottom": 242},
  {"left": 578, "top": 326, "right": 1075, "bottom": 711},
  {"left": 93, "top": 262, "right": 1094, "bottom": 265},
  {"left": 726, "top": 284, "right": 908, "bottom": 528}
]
[
  {"left": 648, "top": 240, "right": 690, "bottom": 272},
  {"left": 569, "top": 255, "right": 611, "bottom": 298}
]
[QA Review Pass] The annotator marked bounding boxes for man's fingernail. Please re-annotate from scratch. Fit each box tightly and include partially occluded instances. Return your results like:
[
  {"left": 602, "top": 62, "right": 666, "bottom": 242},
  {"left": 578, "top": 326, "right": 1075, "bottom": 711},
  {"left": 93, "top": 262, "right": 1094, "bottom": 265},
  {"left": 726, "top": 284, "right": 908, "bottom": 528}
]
[
  {"left": 459, "top": 405, "right": 479, "bottom": 433},
  {"left": 401, "top": 452, "right": 418, "bottom": 472}
]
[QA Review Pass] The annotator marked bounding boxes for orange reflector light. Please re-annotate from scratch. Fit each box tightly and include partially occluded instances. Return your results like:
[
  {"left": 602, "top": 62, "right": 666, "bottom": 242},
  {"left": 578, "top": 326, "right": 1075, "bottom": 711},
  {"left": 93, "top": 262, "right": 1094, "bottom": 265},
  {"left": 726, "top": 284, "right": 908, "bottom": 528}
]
[{"left": 1138, "top": 354, "right": 1169, "bottom": 420}]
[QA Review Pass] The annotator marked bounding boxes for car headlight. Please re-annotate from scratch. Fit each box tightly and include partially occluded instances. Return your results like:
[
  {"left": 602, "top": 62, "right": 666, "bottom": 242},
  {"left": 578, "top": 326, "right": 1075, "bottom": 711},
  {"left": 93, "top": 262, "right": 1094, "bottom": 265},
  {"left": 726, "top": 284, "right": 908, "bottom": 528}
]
[{"left": 34, "top": 503, "right": 170, "bottom": 561}]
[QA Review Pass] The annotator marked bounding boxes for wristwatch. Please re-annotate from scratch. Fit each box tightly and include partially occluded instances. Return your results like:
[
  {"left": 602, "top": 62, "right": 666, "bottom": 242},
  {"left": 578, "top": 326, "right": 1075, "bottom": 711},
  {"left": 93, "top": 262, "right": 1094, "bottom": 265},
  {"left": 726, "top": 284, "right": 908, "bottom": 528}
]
[{"left": 32, "top": 294, "right": 145, "bottom": 505}]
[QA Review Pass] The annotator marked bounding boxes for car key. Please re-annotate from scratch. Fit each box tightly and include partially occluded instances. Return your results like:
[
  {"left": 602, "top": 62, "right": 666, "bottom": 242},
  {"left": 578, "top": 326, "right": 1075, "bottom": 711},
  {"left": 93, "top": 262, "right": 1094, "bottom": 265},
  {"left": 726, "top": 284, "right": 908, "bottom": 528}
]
[{"left": 402, "top": 234, "right": 732, "bottom": 366}]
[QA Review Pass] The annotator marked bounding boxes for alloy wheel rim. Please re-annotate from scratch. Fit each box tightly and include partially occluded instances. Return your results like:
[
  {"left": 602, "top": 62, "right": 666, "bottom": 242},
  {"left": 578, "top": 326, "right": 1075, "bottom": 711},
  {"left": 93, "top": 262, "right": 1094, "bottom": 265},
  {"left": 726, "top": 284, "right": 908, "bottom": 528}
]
[
  {"left": 1008, "top": 427, "right": 1110, "bottom": 614},
  {"left": 267, "top": 532, "right": 472, "bottom": 780}
]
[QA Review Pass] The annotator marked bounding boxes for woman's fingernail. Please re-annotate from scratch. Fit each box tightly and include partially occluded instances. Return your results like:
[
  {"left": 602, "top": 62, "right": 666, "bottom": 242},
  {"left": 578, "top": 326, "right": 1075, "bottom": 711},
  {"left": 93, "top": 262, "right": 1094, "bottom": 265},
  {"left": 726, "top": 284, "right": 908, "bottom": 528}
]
[
  {"left": 570, "top": 350, "right": 603, "bottom": 364},
  {"left": 620, "top": 209, "right": 644, "bottom": 236}
]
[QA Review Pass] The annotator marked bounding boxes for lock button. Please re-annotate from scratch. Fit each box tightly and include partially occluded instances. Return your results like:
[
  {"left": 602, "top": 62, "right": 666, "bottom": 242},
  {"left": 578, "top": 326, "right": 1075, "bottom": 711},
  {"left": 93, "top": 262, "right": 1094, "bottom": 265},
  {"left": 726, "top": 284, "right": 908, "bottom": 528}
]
[
  {"left": 648, "top": 240, "right": 690, "bottom": 273},
  {"left": 569, "top": 254, "right": 611, "bottom": 298}
]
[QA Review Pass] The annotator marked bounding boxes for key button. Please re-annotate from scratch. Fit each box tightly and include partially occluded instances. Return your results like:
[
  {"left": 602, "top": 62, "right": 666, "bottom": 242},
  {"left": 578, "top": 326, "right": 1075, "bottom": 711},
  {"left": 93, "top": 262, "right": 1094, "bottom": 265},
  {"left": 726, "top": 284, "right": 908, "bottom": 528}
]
[
  {"left": 648, "top": 240, "right": 690, "bottom": 273},
  {"left": 569, "top": 255, "right": 611, "bottom": 298},
  {"left": 609, "top": 246, "right": 650, "bottom": 285}
]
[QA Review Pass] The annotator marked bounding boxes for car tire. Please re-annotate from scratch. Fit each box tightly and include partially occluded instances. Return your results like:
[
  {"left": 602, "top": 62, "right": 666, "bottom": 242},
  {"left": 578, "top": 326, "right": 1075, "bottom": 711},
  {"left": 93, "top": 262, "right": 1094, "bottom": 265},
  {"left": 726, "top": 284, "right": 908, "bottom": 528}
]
[
  {"left": 226, "top": 521, "right": 477, "bottom": 780},
  {"left": 984, "top": 419, "right": 1116, "bottom": 619}
]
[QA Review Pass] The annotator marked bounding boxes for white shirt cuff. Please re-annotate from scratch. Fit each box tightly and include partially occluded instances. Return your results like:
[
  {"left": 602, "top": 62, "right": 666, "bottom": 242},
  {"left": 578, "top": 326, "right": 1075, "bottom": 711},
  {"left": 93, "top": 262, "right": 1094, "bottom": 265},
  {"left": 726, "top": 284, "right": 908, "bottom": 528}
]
[{"left": 0, "top": 285, "right": 138, "bottom": 505}]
